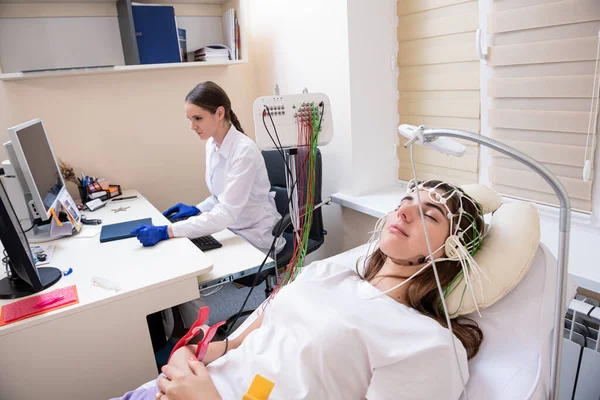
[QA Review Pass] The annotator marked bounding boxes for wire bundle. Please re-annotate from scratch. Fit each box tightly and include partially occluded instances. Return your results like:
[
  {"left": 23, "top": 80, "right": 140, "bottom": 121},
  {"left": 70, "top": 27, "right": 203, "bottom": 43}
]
[
  {"left": 277, "top": 102, "right": 322, "bottom": 287},
  {"left": 223, "top": 100, "right": 324, "bottom": 334}
]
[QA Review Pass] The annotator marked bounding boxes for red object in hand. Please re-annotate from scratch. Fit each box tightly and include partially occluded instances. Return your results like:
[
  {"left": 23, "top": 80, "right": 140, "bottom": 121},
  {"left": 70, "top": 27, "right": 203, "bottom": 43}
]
[{"left": 168, "top": 307, "right": 226, "bottom": 362}]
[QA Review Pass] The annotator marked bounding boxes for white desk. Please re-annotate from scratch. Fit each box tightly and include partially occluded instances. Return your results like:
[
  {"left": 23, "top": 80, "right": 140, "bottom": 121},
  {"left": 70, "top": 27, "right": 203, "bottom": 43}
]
[
  {"left": 0, "top": 190, "right": 273, "bottom": 400},
  {"left": 198, "top": 229, "right": 275, "bottom": 287},
  {"left": 331, "top": 184, "right": 600, "bottom": 295}
]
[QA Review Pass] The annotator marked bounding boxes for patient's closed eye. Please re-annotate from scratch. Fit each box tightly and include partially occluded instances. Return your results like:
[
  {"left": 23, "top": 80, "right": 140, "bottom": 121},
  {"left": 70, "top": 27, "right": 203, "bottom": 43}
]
[{"left": 425, "top": 213, "right": 437, "bottom": 221}]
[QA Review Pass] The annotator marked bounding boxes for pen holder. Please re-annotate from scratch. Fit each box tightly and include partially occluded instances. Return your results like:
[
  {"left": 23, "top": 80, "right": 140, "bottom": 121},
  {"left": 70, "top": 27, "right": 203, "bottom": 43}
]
[{"left": 78, "top": 185, "right": 89, "bottom": 204}]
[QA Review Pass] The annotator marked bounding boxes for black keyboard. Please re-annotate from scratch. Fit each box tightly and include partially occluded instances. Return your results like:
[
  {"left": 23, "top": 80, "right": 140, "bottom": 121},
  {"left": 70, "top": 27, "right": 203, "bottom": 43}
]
[
  {"left": 190, "top": 235, "right": 222, "bottom": 251},
  {"left": 169, "top": 216, "right": 189, "bottom": 223},
  {"left": 167, "top": 215, "right": 221, "bottom": 251}
]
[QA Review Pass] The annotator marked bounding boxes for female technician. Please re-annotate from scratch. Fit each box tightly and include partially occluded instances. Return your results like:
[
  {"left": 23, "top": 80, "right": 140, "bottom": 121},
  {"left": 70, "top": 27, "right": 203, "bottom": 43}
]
[{"left": 132, "top": 81, "right": 285, "bottom": 256}]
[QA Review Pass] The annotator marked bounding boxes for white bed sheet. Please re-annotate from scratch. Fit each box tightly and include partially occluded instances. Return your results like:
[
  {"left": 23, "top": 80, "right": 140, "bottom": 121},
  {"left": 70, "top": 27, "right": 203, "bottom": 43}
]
[{"left": 227, "top": 242, "right": 576, "bottom": 399}]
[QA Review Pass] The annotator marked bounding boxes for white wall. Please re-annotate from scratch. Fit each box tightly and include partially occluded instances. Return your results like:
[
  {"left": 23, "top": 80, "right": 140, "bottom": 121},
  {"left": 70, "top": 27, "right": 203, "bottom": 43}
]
[
  {"left": 338, "top": 0, "right": 398, "bottom": 253},
  {"left": 347, "top": 0, "right": 398, "bottom": 196},
  {"left": 249, "top": 0, "right": 353, "bottom": 258},
  {"left": 539, "top": 215, "right": 600, "bottom": 294},
  {"left": 249, "top": 0, "right": 399, "bottom": 259}
]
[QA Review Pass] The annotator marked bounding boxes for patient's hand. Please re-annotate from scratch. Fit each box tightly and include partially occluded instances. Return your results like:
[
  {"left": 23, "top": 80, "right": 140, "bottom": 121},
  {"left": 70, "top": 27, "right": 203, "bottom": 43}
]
[
  {"left": 158, "top": 357, "right": 221, "bottom": 400},
  {"left": 168, "top": 345, "right": 198, "bottom": 373}
]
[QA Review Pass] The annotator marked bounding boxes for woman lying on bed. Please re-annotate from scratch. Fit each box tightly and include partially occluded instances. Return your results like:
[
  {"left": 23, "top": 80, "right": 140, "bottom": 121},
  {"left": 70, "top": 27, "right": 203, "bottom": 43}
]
[{"left": 115, "top": 180, "right": 485, "bottom": 400}]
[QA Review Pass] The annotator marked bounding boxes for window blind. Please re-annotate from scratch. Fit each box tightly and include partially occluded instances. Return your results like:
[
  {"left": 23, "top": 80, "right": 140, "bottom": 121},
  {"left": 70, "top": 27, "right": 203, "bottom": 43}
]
[
  {"left": 397, "top": 0, "right": 481, "bottom": 185},
  {"left": 487, "top": 0, "right": 600, "bottom": 211}
]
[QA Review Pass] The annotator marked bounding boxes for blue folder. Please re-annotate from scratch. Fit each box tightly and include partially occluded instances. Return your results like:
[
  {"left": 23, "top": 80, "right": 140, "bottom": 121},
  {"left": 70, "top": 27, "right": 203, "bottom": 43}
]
[
  {"left": 132, "top": 5, "right": 181, "bottom": 64},
  {"left": 100, "top": 218, "right": 152, "bottom": 243}
]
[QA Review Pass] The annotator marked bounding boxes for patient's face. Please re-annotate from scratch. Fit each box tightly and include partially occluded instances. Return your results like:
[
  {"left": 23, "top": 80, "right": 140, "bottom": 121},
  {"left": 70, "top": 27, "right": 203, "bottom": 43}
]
[
  {"left": 185, "top": 102, "right": 223, "bottom": 141},
  {"left": 379, "top": 189, "right": 451, "bottom": 262}
]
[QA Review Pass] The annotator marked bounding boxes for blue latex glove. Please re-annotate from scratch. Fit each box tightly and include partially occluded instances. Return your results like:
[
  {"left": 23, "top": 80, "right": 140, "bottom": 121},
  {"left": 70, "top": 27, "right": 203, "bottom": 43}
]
[
  {"left": 130, "top": 225, "right": 169, "bottom": 247},
  {"left": 163, "top": 203, "right": 200, "bottom": 220}
]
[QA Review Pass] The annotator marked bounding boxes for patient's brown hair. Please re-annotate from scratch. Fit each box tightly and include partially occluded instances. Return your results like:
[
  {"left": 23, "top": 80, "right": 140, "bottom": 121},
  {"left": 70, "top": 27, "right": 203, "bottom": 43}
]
[{"left": 358, "top": 180, "right": 484, "bottom": 359}]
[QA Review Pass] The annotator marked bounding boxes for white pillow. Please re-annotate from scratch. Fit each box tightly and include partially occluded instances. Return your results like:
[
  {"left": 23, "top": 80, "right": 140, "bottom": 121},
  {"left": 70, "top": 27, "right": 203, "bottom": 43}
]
[
  {"left": 446, "top": 201, "right": 541, "bottom": 317},
  {"left": 460, "top": 183, "right": 503, "bottom": 214}
]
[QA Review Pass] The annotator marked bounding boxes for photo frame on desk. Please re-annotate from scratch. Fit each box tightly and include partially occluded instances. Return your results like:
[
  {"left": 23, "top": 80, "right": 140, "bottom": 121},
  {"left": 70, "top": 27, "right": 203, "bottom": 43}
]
[{"left": 58, "top": 190, "right": 82, "bottom": 232}]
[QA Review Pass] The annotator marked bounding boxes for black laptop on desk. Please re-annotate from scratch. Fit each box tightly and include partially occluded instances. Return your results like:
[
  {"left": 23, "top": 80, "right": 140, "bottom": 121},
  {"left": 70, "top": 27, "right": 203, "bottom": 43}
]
[{"left": 167, "top": 215, "right": 222, "bottom": 251}]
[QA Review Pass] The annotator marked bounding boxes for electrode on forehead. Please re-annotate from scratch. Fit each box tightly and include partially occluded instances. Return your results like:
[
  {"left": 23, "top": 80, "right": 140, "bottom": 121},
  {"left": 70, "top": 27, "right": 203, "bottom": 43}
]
[{"left": 402, "top": 180, "right": 485, "bottom": 254}]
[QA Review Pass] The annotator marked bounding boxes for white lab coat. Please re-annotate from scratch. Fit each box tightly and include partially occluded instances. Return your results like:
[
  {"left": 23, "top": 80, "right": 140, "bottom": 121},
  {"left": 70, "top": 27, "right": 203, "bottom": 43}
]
[{"left": 171, "top": 125, "right": 285, "bottom": 255}]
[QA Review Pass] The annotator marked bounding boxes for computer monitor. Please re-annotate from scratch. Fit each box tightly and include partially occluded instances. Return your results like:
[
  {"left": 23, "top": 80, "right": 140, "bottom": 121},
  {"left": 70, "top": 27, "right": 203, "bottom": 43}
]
[
  {"left": 0, "top": 179, "right": 61, "bottom": 299},
  {"left": 6, "top": 119, "right": 65, "bottom": 221}
]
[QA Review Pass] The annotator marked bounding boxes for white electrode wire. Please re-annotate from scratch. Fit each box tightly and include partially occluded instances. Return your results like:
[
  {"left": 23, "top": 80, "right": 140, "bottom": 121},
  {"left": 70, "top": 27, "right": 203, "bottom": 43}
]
[
  {"left": 364, "top": 215, "right": 388, "bottom": 263},
  {"left": 450, "top": 237, "right": 482, "bottom": 317},
  {"left": 409, "top": 144, "right": 470, "bottom": 399},
  {"left": 584, "top": 31, "right": 600, "bottom": 171}
]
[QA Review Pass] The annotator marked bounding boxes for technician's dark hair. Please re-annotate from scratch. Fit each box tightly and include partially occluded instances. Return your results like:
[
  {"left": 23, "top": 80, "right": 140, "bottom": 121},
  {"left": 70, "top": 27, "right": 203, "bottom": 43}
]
[{"left": 185, "top": 81, "right": 245, "bottom": 134}]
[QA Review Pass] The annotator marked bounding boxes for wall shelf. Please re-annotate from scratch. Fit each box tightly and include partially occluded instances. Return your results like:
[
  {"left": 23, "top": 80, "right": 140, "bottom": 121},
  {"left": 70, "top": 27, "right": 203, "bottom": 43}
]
[
  {"left": 0, "top": 59, "right": 246, "bottom": 81},
  {"left": 0, "top": 0, "right": 230, "bottom": 4},
  {"left": 0, "top": 0, "right": 246, "bottom": 80}
]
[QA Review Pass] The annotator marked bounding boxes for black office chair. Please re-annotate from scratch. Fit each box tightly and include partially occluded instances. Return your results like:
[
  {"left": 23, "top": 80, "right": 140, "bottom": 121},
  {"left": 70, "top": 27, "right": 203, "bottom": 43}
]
[{"left": 234, "top": 148, "right": 327, "bottom": 294}]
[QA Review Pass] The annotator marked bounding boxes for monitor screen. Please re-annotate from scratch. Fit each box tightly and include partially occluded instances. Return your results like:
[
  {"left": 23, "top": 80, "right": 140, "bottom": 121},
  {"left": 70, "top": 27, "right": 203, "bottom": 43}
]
[{"left": 15, "top": 122, "right": 64, "bottom": 213}]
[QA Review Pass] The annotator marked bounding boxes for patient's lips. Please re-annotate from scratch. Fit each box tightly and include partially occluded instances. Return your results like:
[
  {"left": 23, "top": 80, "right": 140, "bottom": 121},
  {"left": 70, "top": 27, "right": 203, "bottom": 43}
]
[{"left": 389, "top": 223, "right": 409, "bottom": 237}]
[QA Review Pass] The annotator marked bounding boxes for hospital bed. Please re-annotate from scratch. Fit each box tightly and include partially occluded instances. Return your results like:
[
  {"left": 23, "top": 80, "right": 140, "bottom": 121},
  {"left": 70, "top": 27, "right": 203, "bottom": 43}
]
[
  {"left": 229, "top": 242, "right": 575, "bottom": 399},
  {"left": 137, "top": 241, "right": 572, "bottom": 399}
]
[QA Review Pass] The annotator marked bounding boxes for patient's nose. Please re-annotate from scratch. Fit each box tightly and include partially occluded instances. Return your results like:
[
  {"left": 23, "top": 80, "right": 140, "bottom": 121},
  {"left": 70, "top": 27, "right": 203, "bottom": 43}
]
[{"left": 398, "top": 206, "right": 413, "bottom": 223}]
